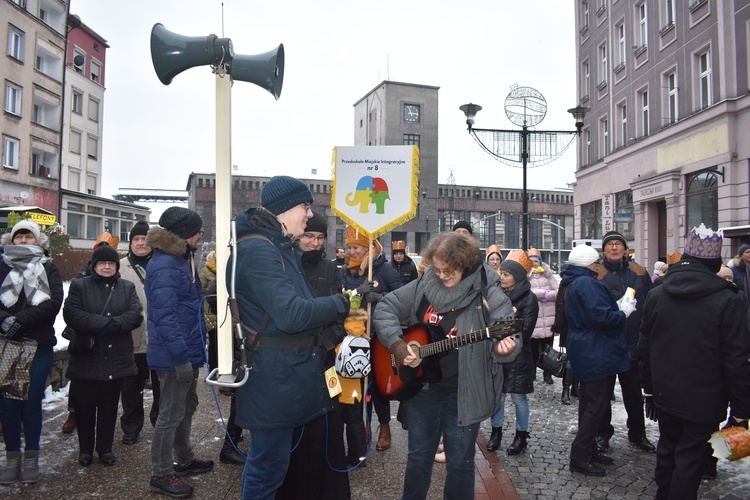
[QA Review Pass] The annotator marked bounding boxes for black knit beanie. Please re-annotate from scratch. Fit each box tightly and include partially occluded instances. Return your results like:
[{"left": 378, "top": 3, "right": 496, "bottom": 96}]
[
  {"left": 305, "top": 210, "right": 327, "bottom": 236},
  {"left": 91, "top": 243, "right": 120, "bottom": 271},
  {"left": 452, "top": 220, "right": 473, "bottom": 234},
  {"left": 602, "top": 231, "right": 627, "bottom": 248},
  {"left": 159, "top": 207, "right": 203, "bottom": 239},
  {"left": 130, "top": 220, "right": 150, "bottom": 240}
]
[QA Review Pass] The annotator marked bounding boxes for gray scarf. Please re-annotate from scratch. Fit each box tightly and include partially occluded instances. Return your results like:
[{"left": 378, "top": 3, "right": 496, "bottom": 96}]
[
  {"left": 1, "top": 245, "right": 51, "bottom": 308},
  {"left": 422, "top": 265, "right": 480, "bottom": 312}
]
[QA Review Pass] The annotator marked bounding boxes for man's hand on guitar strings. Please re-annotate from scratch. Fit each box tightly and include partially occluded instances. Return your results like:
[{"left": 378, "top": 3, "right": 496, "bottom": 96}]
[
  {"left": 390, "top": 340, "right": 417, "bottom": 366},
  {"left": 495, "top": 336, "right": 516, "bottom": 356}
]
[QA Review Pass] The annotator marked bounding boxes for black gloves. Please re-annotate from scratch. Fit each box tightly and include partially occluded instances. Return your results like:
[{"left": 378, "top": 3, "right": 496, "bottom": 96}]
[
  {"left": 0, "top": 316, "right": 21, "bottom": 339},
  {"left": 355, "top": 281, "right": 376, "bottom": 296},
  {"left": 644, "top": 395, "right": 658, "bottom": 422},
  {"left": 363, "top": 292, "right": 383, "bottom": 304},
  {"left": 336, "top": 293, "right": 350, "bottom": 312}
]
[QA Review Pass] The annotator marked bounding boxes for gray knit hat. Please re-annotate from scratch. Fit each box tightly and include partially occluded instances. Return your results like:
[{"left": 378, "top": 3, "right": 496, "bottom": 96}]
[
  {"left": 261, "top": 176, "right": 313, "bottom": 216},
  {"left": 158, "top": 207, "right": 203, "bottom": 239}
]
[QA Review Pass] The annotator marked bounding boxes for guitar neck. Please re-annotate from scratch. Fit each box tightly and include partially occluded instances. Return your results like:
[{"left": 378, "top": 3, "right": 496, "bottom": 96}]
[{"left": 417, "top": 325, "right": 514, "bottom": 359}]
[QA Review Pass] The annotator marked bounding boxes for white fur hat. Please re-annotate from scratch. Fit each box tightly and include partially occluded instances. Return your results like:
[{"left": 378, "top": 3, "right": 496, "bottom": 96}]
[
  {"left": 2, "top": 219, "right": 49, "bottom": 249},
  {"left": 569, "top": 245, "right": 600, "bottom": 267}
]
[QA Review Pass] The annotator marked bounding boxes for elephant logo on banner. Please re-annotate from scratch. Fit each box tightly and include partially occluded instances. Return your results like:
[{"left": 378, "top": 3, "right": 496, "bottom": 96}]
[{"left": 345, "top": 176, "right": 390, "bottom": 214}]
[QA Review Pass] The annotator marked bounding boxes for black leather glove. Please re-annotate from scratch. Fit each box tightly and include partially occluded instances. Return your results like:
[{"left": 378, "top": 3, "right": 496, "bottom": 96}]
[
  {"left": 355, "top": 281, "right": 376, "bottom": 296},
  {"left": 0, "top": 316, "right": 21, "bottom": 339},
  {"left": 336, "top": 293, "right": 350, "bottom": 312},
  {"left": 363, "top": 292, "right": 383, "bottom": 303},
  {"left": 644, "top": 395, "right": 658, "bottom": 422},
  {"left": 722, "top": 414, "right": 749, "bottom": 430}
]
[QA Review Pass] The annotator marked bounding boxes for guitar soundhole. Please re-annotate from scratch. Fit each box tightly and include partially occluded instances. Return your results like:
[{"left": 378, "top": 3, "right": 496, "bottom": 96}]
[{"left": 406, "top": 340, "right": 422, "bottom": 368}]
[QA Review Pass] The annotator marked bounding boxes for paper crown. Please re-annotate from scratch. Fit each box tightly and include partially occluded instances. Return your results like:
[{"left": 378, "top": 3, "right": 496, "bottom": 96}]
[
  {"left": 527, "top": 247, "right": 541, "bottom": 258},
  {"left": 392, "top": 240, "right": 406, "bottom": 251},
  {"left": 667, "top": 252, "right": 682, "bottom": 265},
  {"left": 345, "top": 226, "right": 368, "bottom": 247},
  {"left": 94, "top": 231, "right": 119, "bottom": 251},
  {"left": 486, "top": 244, "right": 502, "bottom": 256},
  {"left": 684, "top": 224, "right": 723, "bottom": 259},
  {"left": 505, "top": 249, "right": 534, "bottom": 273}
]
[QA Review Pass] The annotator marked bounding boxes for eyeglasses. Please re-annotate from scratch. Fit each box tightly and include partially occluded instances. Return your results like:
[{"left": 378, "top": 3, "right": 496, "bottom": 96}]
[
  {"left": 605, "top": 241, "right": 624, "bottom": 248},
  {"left": 299, "top": 202, "right": 312, "bottom": 211},
  {"left": 199, "top": 229, "right": 205, "bottom": 236},
  {"left": 302, "top": 233, "right": 326, "bottom": 241},
  {"left": 432, "top": 266, "right": 459, "bottom": 278}
]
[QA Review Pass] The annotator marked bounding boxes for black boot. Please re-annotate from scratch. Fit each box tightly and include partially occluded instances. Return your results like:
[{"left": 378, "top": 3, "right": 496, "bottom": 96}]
[
  {"left": 506, "top": 431, "right": 529, "bottom": 455},
  {"left": 561, "top": 367, "right": 572, "bottom": 405},
  {"left": 219, "top": 439, "right": 245, "bottom": 465},
  {"left": 543, "top": 371, "right": 554, "bottom": 384},
  {"left": 486, "top": 427, "right": 502, "bottom": 451}
]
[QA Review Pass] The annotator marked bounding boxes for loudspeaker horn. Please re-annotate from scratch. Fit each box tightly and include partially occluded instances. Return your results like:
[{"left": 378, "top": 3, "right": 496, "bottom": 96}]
[
  {"left": 228, "top": 44, "right": 285, "bottom": 100},
  {"left": 150, "top": 23, "right": 233, "bottom": 85}
]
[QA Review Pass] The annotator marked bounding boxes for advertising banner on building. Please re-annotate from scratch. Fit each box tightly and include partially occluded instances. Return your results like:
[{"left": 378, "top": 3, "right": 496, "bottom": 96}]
[
  {"left": 602, "top": 194, "right": 614, "bottom": 233},
  {"left": 331, "top": 146, "right": 419, "bottom": 238}
]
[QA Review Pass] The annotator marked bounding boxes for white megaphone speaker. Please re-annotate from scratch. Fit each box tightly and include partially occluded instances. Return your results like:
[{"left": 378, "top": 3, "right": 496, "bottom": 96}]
[
  {"left": 227, "top": 45, "right": 285, "bottom": 100},
  {"left": 150, "top": 23, "right": 233, "bottom": 85}
]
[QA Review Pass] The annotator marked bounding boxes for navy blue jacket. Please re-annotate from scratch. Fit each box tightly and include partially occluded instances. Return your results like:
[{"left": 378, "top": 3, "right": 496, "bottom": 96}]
[
  {"left": 562, "top": 265, "right": 630, "bottom": 382},
  {"left": 145, "top": 227, "right": 205, "bottom": 371},
  {"left": 230, "top": 208, "right": 348, "bottom": 430}
]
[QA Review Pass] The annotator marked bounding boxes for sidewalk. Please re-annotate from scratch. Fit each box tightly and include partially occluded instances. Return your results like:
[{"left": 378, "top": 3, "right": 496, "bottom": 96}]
[{"left": 1, "top": 369, "right": 749, "bottom": 499}]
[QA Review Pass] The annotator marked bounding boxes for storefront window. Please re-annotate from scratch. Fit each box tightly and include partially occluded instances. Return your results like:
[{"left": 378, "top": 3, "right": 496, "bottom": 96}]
[
  {"left": 686, "top": 170, "right": 719, "bottom": 231},
  {"left": 581, "top": 200, "right": 601, "bottom": 238},
  {"left": 615, "top": 191, "right": 634, "bottom": 240}
]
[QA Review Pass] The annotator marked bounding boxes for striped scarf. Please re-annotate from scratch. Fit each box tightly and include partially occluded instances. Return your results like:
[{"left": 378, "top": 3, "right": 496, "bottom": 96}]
[{"left": 1, "top": 245, "right": 51, "bottom": 308}]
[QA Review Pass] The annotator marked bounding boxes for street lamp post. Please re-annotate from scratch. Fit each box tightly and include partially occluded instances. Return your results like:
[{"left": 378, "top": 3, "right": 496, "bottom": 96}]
[
  {"left": 460, "top": 86, "right": 587, "bottom": 250},
  {"left": 530, "top": 217, "right": 566, "bottom": 271}
]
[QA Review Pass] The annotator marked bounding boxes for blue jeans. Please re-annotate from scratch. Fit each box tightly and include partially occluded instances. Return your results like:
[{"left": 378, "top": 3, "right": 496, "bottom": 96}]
[
  {"left": 404, "top": 388, "right": 479, "bottom": 500},
  {"left": 490, "top": 392, "right": 529, "bottom": 431},
  {"left": 1, "top": 346, "right": 53, "bottom": 452},
  {"left": 241, "top": 427, "right": 294, "bottom": 500},
  {"left": 151, "top": 368, "right": 199, "bottom": 477}
]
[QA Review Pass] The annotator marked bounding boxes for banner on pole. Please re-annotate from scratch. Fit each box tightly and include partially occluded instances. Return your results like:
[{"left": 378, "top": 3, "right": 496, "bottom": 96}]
[{"left": 331, "top": 146, "right": 419, "bottom": 239}]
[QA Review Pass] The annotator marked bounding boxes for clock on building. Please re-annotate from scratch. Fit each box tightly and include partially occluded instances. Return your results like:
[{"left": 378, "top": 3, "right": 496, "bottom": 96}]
[{"left": 404, "top": 104, "right": 420, "bottom": 122}]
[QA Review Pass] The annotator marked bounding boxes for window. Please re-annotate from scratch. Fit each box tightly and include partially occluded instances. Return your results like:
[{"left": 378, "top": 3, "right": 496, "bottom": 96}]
[
  {"left": 601, "top": 118, "right": 609, "bottom": 157},
  {"left": 87, "top": 135, "right": 98, "bottom": 160},
  {"left": 615, "top": 191, "right": 634, "bottom": 239},
  {"left": 3, "top": 136, "right": 20, "bottom": 169},
  {"left": 640, "top": 89, "right": 649, "bottom": 136},
  {"left": 70, "top": 129, "right": 81, "bottom": 154},
  {"left": 8, "top": 26, "right": 24, "bottom": 61},
  {"left": 403, "top": 134, "right": 420, "bottom": 147},
  {"left": 87, "top": 216, "right": 103, "bottom": 240},
  {"left": 664, "top": 0, "right": 675, "bottom": 26},
  {"left": 5, "top": 82, "right": 21, "bottom": 115},
  {"left": 638, "top": 3, "right": 648, "bottom": 47},
  {"left": 88, "top": 97, "right": 99, "bottom": 122},
  {"left": 698, "top": 50, "right": 711, "bottom": 109},
  {"left": 582, "top": 1, "right": 589, "bottom": 29},
  {"left": 617, "top": 24, "right": 626, "bottom": 67},
  {"left": 581, "top": 200, "right": 602, "bottom": 239},
  {"left": 120, "top": 221, "right": 131, "bottom": 242},
  {"left": 90, "top": 60, "right": 101, "bottom": 84},
  {"left": 35, "top": 44, "right": 62, "bottom": 80},
  {"left": 72, "top": 90, "right": 82, "bottom": 114},
  {"left": 599, "top": 44, "right": 608, "bottom": 84},
  {"left": 73, "top": 50, "right": 85, "bottom": 73},
  {"left": 86, "top": 175, "right": 97, "bottom": 196},
  {"left": 582, "top": 60, "right": 590, "bottom": 98},
  {"left": 686, "top": 170, "right": 719, "bottom": 230},
  {"left": 477, "top": 215, "right": 496, "bottom": 250},
  {"left": 666, "top": 71, "right": 678, "bottom": 124},
  {"left": 619, "top": 103, "right": 627, "bottom": 147},
  {"left": 67, "top": 213, "right": 84, "bottom": 238},
  {"left": 585, "top": 128, "right": 591, "bottom": 166}
]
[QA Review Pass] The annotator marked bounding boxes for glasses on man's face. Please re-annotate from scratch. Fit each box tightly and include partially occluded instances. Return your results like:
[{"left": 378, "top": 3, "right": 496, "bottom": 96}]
[
  {"left": 605, "top": 241, "right": 624, "bottom": 248},
  {"left": 299, "top": 202, "right": 312, "bottom": 211},
  {"left": 302, "top": 233, "right": 326, "bottom": 241},
  {"left": 199, "top": 229, "right": 205, "bottom": 236}
]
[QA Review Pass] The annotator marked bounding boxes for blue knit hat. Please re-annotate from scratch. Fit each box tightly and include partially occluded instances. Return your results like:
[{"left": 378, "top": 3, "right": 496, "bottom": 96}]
[{"left": 261, "top": 176, "right": 313, "bottom": 216}]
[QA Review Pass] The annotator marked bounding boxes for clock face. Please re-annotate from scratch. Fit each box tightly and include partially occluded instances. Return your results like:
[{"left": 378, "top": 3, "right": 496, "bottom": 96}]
[{"left": 404, "top": 104, "right": 420, "bottom": 122}]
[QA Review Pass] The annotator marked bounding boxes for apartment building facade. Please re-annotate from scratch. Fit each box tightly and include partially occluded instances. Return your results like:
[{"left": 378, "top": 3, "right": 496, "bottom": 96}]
[{"left": 573, "top": 0, "right": 750, "bottom": 265}]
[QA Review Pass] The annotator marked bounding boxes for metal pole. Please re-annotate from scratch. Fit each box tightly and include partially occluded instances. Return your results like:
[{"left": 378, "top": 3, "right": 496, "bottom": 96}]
[
  {"left": 521, "top": 125, "right": 529, "bottom": 251},
  {"left": 557, "top": 221, "right": 561, "bottom": 272}
]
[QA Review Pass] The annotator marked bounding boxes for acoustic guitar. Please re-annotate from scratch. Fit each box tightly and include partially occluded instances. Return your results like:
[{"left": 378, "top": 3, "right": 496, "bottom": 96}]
[{"left": 372, "top": 319, "right": 523, "bottom": 401}]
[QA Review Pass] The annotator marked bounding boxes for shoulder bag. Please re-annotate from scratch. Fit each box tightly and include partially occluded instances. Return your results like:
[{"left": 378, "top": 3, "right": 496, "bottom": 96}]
[{"left": 63, "top": 285, "right": 116, "bottom": 355}]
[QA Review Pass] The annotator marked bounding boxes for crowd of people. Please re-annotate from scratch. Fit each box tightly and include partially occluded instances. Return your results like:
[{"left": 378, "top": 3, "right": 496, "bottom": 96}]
[{"left": 1, "top": 182, "right": 749, "bottom": 500}]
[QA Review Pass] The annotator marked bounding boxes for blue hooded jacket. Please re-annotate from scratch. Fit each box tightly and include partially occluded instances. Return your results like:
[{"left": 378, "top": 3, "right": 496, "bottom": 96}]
[
  {"left": 562, "top": 264, "right": 630, "bottom": 382},
  {"left": 230, "top": 208, "right": 348, "bottom": 430}
]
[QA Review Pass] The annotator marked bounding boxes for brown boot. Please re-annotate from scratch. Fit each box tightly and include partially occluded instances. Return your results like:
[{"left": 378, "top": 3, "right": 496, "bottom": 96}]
[
  {"left": 62, "top": 412, "right": 76, "bottom": 434},
  {"left": 376, "top": 423, "right": 391, "bottom": 451}
]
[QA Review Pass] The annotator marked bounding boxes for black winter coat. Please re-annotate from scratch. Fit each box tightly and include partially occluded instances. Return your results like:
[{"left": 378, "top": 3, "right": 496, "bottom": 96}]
[
  {"left": 0, "top": 254, "right": 63, "bottom": 349},
  {"left": 64, "top": 272, "right": 143, "bottom": 381},
  {"left": 301, "top": 248, "right": 345, "bottom": 354},
  {"left": 501, "top": 279, "right": 539, "bottom": 394},
  {"left": 390, "top": 255, "right": 419, "bottom": 285},
  {"left": 639, "top": 259, "right": 750, "bottom": 423}
]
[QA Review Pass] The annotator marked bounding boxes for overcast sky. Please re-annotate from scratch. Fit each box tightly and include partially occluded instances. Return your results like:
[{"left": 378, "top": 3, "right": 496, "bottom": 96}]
[{"left": 70, "top": 0, "right": 577, "bottom": 204}]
